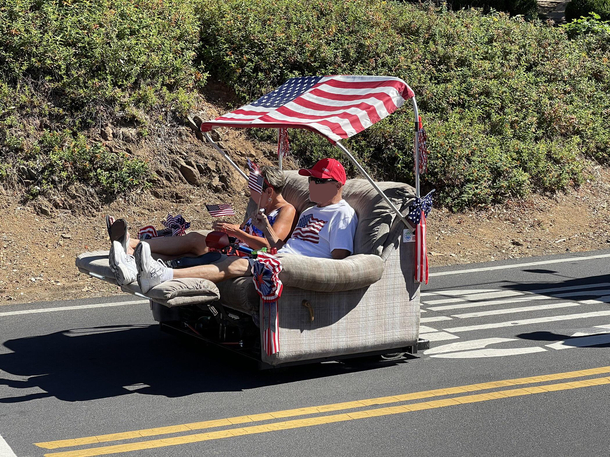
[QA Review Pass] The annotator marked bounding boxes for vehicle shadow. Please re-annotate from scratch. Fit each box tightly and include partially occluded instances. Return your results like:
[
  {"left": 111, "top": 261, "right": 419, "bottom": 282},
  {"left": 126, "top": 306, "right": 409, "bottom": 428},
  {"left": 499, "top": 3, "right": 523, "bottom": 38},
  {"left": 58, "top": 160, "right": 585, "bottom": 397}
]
[
  {"left": 0, "top": 324, "right": 407, "bottom": 403},
  {"left": 505, "top": 273, "right": 610, "bottom": 348}
]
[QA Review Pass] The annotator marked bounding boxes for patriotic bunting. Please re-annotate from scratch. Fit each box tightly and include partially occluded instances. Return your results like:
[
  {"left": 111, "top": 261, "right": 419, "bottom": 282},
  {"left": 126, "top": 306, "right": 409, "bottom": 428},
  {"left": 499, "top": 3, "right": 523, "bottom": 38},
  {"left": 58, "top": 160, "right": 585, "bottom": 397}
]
[
  {"left": 206, "top": 204, "right": 236, "bottom": 217},
  {"left": 137, "top": 225, "right": 158, "bottom": 240},
  {"left": 277, "top": 128, "right": 290, "bottom": 158},
  {"left": 251, "top": 252, "right": 284, "bottom": 355},
  {"left": 162, "top": 214, "right": 190, "bottom": 236},
  {"left": 417, "top": 116, "right": 429, "bottom": 174},
  {"left": 408, "top": 191, "right": 434, "bottom": 285},
  {"left": 137, "top": 214, "right": 191, "bottom": 239}
]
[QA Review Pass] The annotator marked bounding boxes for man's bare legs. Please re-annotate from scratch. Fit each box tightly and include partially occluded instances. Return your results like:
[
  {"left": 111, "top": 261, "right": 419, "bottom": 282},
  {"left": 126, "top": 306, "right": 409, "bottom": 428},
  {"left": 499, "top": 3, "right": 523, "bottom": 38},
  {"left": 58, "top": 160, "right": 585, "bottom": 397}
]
[
  {"left": 171, "top": 255, "right": 250, "bottom": 283},
  {"left": 134, "top": 241, "right": 250, "bottom": 293}
]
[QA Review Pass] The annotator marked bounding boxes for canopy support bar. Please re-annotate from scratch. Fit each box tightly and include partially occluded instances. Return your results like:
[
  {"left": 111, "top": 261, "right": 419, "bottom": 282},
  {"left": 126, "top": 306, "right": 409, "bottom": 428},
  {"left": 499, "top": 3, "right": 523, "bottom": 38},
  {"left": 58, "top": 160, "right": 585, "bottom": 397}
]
[
  {"left": 411, "top": 98, "right": 421, "bottom": 198},
  {"left": 335, "top": 141, "right": 411, "bottom": 229},
  {"left": 204, "top": 132, "right": 248, "bottom": 181}
]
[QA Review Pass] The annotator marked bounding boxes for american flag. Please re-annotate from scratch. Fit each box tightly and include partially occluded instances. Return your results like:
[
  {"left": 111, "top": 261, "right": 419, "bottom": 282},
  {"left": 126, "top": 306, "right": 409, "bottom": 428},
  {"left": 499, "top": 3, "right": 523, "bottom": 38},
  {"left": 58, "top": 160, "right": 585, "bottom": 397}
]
[
  {"left": 291, "top": 214, "right": 326, "bottom": 244},
  {"left": 251, "top": 252, "right": 284, "bottom": 355},
  {"left": 200, "top": 75, "right": 415, "bottom": 143},
  {"left": 248, "top": 171, "right": 264, "bottom": 194},
  {"left": 206, "top": 204, "right": 236, "bottom": 217},
  {"left": 247, "top": 159, "right": 265, "bottom": 194}
]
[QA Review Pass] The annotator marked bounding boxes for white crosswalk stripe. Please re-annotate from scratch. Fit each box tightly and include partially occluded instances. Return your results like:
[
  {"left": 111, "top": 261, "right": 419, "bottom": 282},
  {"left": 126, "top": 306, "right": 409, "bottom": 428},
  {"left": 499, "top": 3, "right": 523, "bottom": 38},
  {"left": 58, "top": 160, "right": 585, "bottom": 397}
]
[{"left": 420, "top": 282, "right": 610, "bottom": 358}]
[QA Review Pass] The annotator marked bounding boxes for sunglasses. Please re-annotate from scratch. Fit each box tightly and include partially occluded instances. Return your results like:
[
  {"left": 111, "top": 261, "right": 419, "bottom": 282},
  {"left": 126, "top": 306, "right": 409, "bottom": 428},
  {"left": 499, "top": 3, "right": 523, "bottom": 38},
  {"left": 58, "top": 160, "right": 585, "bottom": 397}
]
[{"left": 308, "top": 177, "right": 337, "bottom": 185}]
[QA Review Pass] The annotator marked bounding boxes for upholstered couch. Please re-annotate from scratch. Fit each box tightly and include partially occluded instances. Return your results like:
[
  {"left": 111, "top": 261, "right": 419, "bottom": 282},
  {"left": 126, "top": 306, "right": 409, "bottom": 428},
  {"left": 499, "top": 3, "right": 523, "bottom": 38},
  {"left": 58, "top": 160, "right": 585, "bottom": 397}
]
[{"left": 76, "top": 171, "right": 422, "bottom": 366}]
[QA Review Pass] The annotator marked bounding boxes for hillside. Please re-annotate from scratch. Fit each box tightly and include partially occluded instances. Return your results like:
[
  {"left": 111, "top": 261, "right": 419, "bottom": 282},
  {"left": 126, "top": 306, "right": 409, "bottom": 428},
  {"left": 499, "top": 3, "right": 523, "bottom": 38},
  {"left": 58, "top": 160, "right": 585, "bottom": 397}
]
[
  {"left": 2, "top": 0, "right": 610, "bottom": 305},
  {"left": 1, "top": 111, "right": 609, "bottom": 305}
]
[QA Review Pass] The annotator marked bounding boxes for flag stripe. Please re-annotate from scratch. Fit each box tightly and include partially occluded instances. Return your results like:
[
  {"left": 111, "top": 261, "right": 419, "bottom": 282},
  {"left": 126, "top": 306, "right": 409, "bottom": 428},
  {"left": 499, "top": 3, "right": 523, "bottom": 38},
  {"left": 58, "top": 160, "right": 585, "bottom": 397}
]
[
  {"left": 261, "top": 110, "right": 357, "bottom": 137},
  {"left": 277, "top": 102, "right": 368, "bottom": 132},
  {"left": 305, "top": 89, "right": 401, "bottom": 116}
]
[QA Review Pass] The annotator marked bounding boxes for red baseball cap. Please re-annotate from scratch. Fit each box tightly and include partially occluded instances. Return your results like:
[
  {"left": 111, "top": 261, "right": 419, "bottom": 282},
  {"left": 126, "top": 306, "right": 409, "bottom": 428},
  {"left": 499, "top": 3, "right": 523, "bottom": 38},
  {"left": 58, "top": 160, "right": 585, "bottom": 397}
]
[{"left": 298, "top": 158, "right": 346, "bottom": 185}]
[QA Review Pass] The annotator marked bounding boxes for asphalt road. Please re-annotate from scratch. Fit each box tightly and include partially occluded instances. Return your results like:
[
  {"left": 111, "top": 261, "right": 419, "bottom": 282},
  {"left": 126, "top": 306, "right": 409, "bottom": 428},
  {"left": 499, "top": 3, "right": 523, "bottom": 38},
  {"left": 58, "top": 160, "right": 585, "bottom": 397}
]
[{"left": 1, "top": 249, "right": 610, "bottom": 457}]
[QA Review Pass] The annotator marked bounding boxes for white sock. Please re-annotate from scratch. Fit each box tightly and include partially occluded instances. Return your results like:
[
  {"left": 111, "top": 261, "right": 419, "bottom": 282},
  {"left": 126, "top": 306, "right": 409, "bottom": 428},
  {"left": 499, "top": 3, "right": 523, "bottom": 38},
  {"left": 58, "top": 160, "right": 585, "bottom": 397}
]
[{"left": 161, "top": 266, "right": 174, "bottom": 283}]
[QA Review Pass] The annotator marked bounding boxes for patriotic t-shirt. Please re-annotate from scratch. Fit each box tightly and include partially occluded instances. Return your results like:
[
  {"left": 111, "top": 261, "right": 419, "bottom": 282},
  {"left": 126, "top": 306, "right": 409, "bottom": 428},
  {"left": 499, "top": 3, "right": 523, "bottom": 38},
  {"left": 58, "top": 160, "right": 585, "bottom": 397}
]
[{"left": 279, "top": 200, "right": 357, "bottom": 259}]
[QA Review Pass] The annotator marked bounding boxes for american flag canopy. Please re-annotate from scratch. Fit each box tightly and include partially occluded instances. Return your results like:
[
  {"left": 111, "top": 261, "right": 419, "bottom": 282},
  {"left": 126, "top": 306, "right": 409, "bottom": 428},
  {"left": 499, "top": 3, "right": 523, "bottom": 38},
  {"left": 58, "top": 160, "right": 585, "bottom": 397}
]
[{"left": 200, "top": 75, "right": 415, "bottom": 143}]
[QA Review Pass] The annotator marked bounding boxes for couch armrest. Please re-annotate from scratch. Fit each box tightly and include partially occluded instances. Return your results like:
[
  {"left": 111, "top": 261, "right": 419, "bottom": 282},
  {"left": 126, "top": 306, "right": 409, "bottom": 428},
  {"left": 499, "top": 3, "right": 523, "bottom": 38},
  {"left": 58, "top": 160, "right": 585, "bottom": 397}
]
[{"left": 276, "top": 253, "right": 384, "bottom": 293}]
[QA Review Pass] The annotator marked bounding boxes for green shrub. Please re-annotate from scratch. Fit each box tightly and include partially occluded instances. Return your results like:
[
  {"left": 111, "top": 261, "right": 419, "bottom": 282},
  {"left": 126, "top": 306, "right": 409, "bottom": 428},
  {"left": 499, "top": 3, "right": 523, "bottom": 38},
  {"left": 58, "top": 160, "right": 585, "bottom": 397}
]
[
  {"left": 566, "top": 0, "right": 610, "bottom": 21},
  {"left": 0, "top": 0, "right": 205, "bottom": 115},
  {"left": 563, "top": 12, "right": 610, "bottom": 37},
  {"left": 15, "top": 130, "right": 150, "bottom": 199},
  {"left": 198, "top": 0, "right": 609, "bottom": 209},
  {"left": 449, "top": 0, "right": 538, "bottom": 17},
  {"left": 0, "top": 0, "right": 206, "bottom": 203}
]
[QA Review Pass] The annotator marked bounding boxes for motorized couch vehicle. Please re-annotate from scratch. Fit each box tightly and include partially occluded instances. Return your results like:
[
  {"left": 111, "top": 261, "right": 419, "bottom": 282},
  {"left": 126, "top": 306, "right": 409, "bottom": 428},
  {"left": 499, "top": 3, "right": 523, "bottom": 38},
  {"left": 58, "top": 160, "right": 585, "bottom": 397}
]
[{"left": 76, "top": 75, "right": 431, "bottom": 368}]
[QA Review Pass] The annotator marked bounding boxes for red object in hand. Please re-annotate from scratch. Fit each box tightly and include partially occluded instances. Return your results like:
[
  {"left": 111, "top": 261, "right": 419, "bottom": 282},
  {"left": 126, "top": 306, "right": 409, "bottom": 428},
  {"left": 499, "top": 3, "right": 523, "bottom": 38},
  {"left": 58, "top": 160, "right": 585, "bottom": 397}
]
[
  {"left": 205, "top": 231, "right": 230, "bottom": 250},
  {"left": 270, "top": 247, "right": 277, "bottom": 255}
]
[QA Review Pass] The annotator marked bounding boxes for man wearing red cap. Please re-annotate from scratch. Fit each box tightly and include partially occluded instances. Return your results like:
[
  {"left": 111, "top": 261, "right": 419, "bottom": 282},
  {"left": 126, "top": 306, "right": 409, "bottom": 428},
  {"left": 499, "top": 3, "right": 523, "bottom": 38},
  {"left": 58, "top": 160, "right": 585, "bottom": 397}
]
[
  {"left": 275, "top": 158, "right": 357, "bottom": 259},
  {"left": 132, "top": 158, "right": 358, "bottom": 293}
]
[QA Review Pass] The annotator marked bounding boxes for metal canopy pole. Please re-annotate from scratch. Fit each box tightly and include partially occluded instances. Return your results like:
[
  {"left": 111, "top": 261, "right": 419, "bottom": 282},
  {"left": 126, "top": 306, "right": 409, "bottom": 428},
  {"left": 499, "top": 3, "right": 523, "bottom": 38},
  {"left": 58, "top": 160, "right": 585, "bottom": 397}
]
[
  {"left": 278, "top": 129, "right": 283, "bottom": 172},
  {"left": 203, "top": 132, "right": 248, "bottom": 181},
  {"left": 335, "top": 141, "right": 411, "bottom": 229},
  {"left": 411, "top": 97, "right": 421, "bottom": 198}
]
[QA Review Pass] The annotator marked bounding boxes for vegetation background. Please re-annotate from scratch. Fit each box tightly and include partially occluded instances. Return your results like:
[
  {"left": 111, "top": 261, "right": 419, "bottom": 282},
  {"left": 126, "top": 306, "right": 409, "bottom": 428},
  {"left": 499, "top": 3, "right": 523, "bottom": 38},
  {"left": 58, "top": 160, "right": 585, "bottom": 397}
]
[{"left": 0, "top": 0, "right": 609, "bottom": 304}]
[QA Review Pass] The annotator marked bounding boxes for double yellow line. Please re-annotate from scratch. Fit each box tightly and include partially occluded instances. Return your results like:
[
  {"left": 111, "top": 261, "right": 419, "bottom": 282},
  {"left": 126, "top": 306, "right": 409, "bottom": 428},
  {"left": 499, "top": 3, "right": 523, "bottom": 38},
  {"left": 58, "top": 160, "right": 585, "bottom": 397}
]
[{"left": 36, "top": 366, "right": 610, "bottom": 457}]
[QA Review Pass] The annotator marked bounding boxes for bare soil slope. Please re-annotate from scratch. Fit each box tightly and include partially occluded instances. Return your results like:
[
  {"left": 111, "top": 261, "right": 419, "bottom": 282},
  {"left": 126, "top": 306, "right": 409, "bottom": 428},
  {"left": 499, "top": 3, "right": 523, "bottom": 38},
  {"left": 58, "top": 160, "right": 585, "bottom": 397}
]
[{"left": 2, "top": 97, "right": 609, "bottom": 305}]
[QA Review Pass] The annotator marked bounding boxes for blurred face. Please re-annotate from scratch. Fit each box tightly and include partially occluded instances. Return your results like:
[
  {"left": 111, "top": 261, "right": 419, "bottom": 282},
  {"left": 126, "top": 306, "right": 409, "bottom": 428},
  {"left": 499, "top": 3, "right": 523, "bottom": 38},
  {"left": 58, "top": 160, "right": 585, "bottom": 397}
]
[{"left": 308, "top": 177, "right": 342, "bottom": 206}]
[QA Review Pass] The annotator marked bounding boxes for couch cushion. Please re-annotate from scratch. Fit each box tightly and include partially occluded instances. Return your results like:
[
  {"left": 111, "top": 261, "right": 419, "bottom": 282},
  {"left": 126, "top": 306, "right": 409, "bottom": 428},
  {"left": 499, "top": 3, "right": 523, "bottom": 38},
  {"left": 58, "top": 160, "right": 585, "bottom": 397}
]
[
  {"left": 277, "top": 253, "right": 383, "bottom": 292},
  {"left": 145, "top": 278, "right": 220, "bottom": 302}
]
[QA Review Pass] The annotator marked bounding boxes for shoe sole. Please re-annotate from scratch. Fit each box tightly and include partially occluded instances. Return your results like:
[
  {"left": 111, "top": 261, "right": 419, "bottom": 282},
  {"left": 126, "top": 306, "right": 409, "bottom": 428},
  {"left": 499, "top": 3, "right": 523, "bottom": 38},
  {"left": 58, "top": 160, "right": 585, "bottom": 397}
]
[
  {"left": 134, "top": 242, "right": 151, "bottom": 293},
  {"left": 110, "top": 219, "right": 129, "bottom": 252},
  {"left": 106, "top": 215, "right": 115, "bottom": 239},
  {"left": 115, "top": 263, "right": 136, "bottom": 286}
]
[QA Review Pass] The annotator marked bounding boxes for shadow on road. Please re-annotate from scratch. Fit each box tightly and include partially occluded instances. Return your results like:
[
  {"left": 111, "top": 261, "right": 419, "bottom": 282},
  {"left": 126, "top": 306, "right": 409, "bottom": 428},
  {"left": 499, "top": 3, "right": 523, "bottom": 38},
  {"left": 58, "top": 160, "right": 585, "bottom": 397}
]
[
  {"left": 505, "top": 274, "right": 610, "bottom": 300},
  {"left": 0, "top": 324, "right": 405, "bottom": 403}
]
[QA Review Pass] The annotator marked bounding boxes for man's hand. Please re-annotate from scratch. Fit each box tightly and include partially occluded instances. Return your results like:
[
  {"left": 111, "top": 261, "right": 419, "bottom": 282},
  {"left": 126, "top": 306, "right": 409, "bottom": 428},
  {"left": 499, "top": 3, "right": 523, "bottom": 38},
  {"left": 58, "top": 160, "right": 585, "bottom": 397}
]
[
  {"left": 331, "top": 249, "right": 350, "bottom": 259},
  {"left": 212, "top": 221, "right": 240, "bottom": 237}
]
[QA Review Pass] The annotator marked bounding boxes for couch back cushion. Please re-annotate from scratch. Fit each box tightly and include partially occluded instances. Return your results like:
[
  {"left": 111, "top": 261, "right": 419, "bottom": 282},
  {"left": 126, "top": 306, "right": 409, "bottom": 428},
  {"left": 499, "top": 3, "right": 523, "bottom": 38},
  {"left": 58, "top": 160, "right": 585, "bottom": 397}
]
[{"left": 281, "top": 171, "right": 415, "bottom": 256}]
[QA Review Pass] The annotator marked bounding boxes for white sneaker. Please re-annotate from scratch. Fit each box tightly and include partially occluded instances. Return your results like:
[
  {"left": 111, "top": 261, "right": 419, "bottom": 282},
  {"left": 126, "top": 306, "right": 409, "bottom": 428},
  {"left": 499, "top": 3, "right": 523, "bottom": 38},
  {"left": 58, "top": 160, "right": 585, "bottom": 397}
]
[
  {"left": 109, "top": 241, "right": 137, "bottom": 286},
  {"left": 135, "top": 241, "right": 172, "bottom": 293}
]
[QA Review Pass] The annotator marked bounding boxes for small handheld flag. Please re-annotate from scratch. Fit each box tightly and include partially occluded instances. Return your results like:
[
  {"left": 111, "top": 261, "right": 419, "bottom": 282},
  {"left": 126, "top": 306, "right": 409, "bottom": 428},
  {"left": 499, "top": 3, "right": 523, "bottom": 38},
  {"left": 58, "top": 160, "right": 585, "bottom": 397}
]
[
  {"left": 247, "top": 160, "right": 265, "bottom": 194},
  {"left": 206, "top": 204, "right": 236, "bottom": 217}
]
